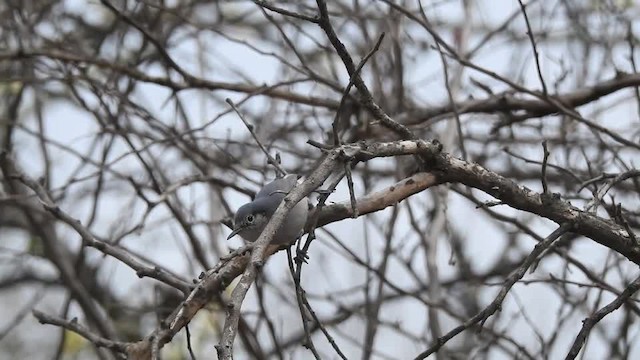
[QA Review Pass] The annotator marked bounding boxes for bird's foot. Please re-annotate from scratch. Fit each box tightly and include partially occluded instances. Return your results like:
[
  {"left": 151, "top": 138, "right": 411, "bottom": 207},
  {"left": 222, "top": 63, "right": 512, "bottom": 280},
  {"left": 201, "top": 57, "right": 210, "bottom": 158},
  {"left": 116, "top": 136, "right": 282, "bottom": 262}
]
[{"left": 294, "top": 248, "right": 309, "bottom": 264}]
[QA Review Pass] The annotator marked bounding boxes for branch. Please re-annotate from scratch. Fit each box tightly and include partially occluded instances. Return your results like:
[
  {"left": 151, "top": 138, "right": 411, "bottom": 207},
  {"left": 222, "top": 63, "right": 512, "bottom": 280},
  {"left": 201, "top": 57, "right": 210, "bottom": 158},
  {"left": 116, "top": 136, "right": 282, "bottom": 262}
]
[
  {"left": 315, "top": 0, "right": 414, "bottom": 140},
  {"left": 0, "top": 153, "right": 192, "bottom": 293},
  {"left": 317, "top": 172, "right": 439, "bottom": 226},
  {"left": 253, "top": 0, "right": 319, "bottom": 23},
  {"left": 0, "top": 154, "right": 119, "bottom": 340},
  {"left": 226, "top": 98, "right": 287, "bottom": 177},
  {"left": 564, "top": 275, "right": 640, "bottom": 359},
  {"left": 414, "top": 224, "right": 571, "bottom": 359},
  {"left": 518, "top": 0, "right": 548, "bottom": 95},
  {"left": 0, "top": 50, "right": 340, "bottom": 109},
  {"left": 437, "top": 154, "right": 640, "bottom": 264},
  {"left": 33, "top": 310, "right": 129, "bottom": 358},
  {"left": 396, "top": 72, "right": 640, "bottom": 126}
]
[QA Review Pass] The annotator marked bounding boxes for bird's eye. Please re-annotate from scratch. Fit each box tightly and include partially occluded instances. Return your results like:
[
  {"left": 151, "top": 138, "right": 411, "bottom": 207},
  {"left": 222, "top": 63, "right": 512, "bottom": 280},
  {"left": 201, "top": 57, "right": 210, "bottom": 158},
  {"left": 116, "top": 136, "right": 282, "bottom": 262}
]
[{"left": 246, "top": 214, "right": 255, "bottom": 223}]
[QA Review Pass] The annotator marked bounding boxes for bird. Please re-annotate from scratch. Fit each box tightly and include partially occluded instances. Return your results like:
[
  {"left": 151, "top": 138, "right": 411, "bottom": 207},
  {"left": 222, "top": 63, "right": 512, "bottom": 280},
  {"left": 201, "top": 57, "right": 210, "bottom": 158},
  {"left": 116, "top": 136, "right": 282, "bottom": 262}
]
[{"left": 227, "top": 174, "right": 308, "bottom": 245}]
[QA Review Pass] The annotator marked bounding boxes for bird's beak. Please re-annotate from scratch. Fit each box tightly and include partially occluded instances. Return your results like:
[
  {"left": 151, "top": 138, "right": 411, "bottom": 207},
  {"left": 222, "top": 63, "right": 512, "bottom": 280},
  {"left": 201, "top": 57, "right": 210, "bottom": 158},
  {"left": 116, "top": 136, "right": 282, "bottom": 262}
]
[{"left": 227, "top": 227, "right": 242, "bottom": 240}]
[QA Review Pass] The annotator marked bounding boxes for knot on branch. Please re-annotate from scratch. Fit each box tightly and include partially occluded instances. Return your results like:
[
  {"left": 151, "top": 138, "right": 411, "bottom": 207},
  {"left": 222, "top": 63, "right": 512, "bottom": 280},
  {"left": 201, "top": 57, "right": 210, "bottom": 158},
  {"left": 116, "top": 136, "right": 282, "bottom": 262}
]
[{"left": 540, "top": 191, "right": 562, "bottom": 204}]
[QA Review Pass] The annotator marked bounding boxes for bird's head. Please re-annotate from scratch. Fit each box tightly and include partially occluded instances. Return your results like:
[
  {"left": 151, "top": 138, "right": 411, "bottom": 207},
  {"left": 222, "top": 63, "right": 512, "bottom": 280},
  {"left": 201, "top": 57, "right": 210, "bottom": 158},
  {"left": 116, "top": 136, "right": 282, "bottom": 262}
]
[{"left": 227, "top": 199, "right": 273, "bottom": 242}]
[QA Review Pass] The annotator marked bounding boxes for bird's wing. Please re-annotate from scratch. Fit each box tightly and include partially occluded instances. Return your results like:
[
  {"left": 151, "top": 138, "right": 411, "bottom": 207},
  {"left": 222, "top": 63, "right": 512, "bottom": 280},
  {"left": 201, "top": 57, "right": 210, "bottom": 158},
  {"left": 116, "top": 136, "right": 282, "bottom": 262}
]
[{"left": 255, "top": 174, "right": 298, "bottom": 199}]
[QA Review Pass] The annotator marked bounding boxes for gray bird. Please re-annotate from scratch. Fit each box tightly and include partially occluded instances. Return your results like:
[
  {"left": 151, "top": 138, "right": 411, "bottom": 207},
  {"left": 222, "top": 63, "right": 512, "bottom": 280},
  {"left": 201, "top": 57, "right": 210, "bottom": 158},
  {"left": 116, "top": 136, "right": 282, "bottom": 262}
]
[{"left": 227, "top": 174, "right": 308, "bottom": 245}]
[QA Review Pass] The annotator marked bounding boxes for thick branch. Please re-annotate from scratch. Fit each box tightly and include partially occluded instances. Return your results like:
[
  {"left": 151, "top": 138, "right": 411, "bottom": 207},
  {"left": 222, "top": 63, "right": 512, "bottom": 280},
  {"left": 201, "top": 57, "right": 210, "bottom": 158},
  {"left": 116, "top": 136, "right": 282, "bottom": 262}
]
[
  {"left": 398, "top": 72, "right": 640, "bottom": 125},
  {"left": 436, "top": 155, "right": 640, "bottom": 264}
]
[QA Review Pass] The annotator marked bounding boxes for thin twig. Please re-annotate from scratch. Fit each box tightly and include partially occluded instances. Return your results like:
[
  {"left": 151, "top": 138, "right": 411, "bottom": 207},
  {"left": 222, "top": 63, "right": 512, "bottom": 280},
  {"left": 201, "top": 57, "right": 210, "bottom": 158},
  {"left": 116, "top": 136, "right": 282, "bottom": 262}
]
[
  {"left": 226, "top": 98, "right": 287, "bottom": 177},
  {"left": 518, "top": 0, "right": 548, "bottom": 95},
  {"left": 315, "top": 0, "right": 414, "bottom": 140},
  {"left": 431, "top": 15, "right": 467, "bottom": 160},
  {"left": 344, "top": 162, "right": 359, "bottom": 218},
  {"left": 0, "top": 289, "right": 45, "bottom": 341},
  {"left": 33, "top": 310, "right": 128, "bottom": 357},
  {"left": 541, "top": 140, "right": 550, "bottom": 194},
  {"left": 253, "top": 0, "right": 319, "bottom": 23},
  {"left": 564, "top": 274, "right": 640, "bottom": 359},
  {"left": 414, "top": 223, "right": 572, "bottom": 359},
  {"left": 100, "top": 0, "right": 191, "bottom": 80},
  {"left": 286, "top": 247, "right": 321, "bottom": 359},
  {"left": 186, "top": 324, "right": 197, "bottom": 360},
  {"left": 301, "top": 291, "right": 348, "bottom": 360},
  {"left": 331, "top": 32, "right": 385, "bottom": 146},
  {"left": 587, "top": 169, "right": 640, "bottom": 213},
  {"left": 292, "top": 172, "right": 349, "bottom": 360}
]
